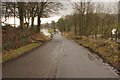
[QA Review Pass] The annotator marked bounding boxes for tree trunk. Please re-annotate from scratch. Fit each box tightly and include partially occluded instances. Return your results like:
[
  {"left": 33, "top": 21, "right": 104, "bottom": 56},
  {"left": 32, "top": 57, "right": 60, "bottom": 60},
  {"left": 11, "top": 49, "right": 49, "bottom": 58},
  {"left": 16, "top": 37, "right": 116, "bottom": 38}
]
[
  {"left": 31, "top": 17, "right": 34, "bottom": 29},
  {"left": 36, "top": 2, "right": 45, "bottom": 33},
  {"left": 18, "top": 2, "right": 24, "bottom": 30},
  {"left": 37, "top": 14, "right": 41, "bottom": 33},
  {"left": 74, "top": 14, "right": 77, "bottom": 36},
  {"left": 79, "top": 11, "right": 81, "bottom": 36},
  {"left": 19, "top": 14, "right": 24, "bottom": 29},
  {"left": 27, "top": 17, "right": 30, "bottom": 28},
  {"left": 14, "top": 2, "right": 16, "bottom": 27}
]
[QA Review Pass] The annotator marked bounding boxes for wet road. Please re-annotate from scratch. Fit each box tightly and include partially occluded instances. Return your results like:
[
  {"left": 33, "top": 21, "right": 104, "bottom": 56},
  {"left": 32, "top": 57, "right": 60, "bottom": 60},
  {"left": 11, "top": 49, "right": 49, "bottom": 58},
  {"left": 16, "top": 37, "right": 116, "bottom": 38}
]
[{"left": 3, "top": 34, "right": 118, "bottom": 78}]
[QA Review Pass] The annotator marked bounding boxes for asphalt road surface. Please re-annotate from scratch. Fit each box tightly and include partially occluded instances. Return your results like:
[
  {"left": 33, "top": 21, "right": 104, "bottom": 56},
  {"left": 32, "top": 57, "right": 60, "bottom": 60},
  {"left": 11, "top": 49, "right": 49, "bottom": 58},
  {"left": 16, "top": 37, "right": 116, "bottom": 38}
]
[{"left": 3, "top": 33, "right": 118, "bottom": 78}]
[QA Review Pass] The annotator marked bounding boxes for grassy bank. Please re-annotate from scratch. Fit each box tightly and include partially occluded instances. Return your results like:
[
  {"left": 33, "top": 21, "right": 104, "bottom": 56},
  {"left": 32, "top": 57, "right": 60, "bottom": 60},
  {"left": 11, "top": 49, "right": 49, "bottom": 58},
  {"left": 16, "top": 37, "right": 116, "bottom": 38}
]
[
  {"left": 2, "top": 26, "right": 36, "bottom": 51},
  {"left": 2, "top": 26, "right": 51, "bottom": 63},
  {"left": 2, "top": 43, "right": 41, "bottom": 63},
  {"left": 2, "top": 33, "right": 50, "bottom": 63},
  {"left": 66, "top": 35, "right": 120, "bottom": 73}
]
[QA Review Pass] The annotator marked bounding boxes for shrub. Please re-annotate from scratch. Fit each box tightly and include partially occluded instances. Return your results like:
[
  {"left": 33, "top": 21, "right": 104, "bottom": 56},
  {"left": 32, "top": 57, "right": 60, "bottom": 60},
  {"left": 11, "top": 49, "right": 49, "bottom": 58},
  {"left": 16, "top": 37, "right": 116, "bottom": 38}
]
[{"left": 2, "top": 27, "right": 36, "bottom": 51}]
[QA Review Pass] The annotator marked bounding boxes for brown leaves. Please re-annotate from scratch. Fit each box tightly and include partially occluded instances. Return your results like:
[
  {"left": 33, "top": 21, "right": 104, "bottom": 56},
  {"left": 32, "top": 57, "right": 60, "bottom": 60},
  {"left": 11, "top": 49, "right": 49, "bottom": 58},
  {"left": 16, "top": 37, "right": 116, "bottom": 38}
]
[{"left": 31, "top": 33, "right": 49, "bottom": 42}]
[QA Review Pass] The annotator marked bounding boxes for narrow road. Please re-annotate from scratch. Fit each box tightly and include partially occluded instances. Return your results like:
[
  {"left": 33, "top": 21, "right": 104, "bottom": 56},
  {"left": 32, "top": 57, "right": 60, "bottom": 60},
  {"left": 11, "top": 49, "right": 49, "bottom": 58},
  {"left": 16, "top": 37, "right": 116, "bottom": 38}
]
[{"left": 3, "top": 33, "right": 118, "bottom": 78}]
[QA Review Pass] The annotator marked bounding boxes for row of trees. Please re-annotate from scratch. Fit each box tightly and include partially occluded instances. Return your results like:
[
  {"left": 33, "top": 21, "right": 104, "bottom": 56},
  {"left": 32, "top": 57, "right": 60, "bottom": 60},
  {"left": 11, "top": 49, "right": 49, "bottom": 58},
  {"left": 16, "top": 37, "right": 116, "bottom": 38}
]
[
  {"left": 57, "top": 2, "right": 119, "bottom": 39},
  {"left": 2, "top": 2, "right": 63, "bottom": 32}
]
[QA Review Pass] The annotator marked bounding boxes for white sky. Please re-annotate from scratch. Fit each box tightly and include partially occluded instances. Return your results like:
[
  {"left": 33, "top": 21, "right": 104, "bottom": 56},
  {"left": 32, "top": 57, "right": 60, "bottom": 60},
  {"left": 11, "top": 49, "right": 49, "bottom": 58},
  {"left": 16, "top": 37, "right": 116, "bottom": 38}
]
[
  {"left": 2, "top": 0, "right": 120, "bottom": 2},
  {"left": 70, "top": 0, "right": 119, "bottom": 2},
  {"left": 2, "top": 16, "right": 62, "bottom": 26}
]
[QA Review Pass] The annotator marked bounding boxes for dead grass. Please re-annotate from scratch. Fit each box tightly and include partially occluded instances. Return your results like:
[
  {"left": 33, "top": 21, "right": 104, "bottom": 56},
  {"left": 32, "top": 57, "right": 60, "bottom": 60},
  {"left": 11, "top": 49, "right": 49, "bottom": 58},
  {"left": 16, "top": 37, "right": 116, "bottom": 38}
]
[
  {"left": 74, "top": 36, "right": 120, "bottom": 70},
  {"left": 2, "top": 43, "right": 41, "bottom": 63},
  {"left": 31, "top": 33, "right": 49, "bottom": 42},
  {"left": 2, "top": 32, "right": 50, "bottom": 63}
]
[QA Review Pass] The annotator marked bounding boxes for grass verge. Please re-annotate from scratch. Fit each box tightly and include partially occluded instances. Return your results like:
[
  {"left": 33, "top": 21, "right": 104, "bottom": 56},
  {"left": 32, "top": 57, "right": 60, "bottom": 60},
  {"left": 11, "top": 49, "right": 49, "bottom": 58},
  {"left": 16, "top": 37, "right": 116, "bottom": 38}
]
[
  {"left": 2, "top": 42, "right": 41, "bottom": 63},
  {"left": 72, "top": 36, "right": 120, "bottom": 73}
]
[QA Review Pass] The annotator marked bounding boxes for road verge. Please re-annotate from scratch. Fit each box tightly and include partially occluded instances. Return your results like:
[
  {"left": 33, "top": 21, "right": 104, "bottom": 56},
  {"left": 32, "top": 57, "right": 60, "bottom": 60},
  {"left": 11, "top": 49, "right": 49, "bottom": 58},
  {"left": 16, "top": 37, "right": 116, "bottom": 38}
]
[
  {"left": 2, "top": 42, "right": 42, "bottom": 63},
  {"left": 69, "top": 36, "right": 120, "bottom": 75},
  {"left": 2, "top": 32, "right": 52, "bottom": 63}
]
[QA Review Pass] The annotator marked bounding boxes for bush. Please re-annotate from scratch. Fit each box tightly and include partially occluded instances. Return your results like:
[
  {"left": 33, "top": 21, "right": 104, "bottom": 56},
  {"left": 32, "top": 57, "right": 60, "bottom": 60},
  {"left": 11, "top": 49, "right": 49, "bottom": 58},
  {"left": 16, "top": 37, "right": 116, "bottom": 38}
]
[{"left": 2, "top": 26, "right": 36, "bottom": 51}]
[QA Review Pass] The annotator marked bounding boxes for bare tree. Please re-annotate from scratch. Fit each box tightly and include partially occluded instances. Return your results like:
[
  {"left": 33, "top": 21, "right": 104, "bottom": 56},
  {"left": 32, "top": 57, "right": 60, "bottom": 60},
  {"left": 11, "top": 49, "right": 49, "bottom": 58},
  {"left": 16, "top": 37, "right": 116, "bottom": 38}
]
[
  {"left": 17, "top": 2, "right": 25, "bottom": 29},
  {"left": 36, "top": 2, "right": 63, "bottom": 33}
]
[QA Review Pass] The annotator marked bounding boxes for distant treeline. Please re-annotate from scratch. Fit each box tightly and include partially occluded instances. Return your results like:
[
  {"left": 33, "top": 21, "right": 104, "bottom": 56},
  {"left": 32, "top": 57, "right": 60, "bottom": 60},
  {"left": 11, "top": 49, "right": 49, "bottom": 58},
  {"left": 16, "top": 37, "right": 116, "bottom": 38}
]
[{"left": 57, "top": 2, "right": 120, "bottom": 39}]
